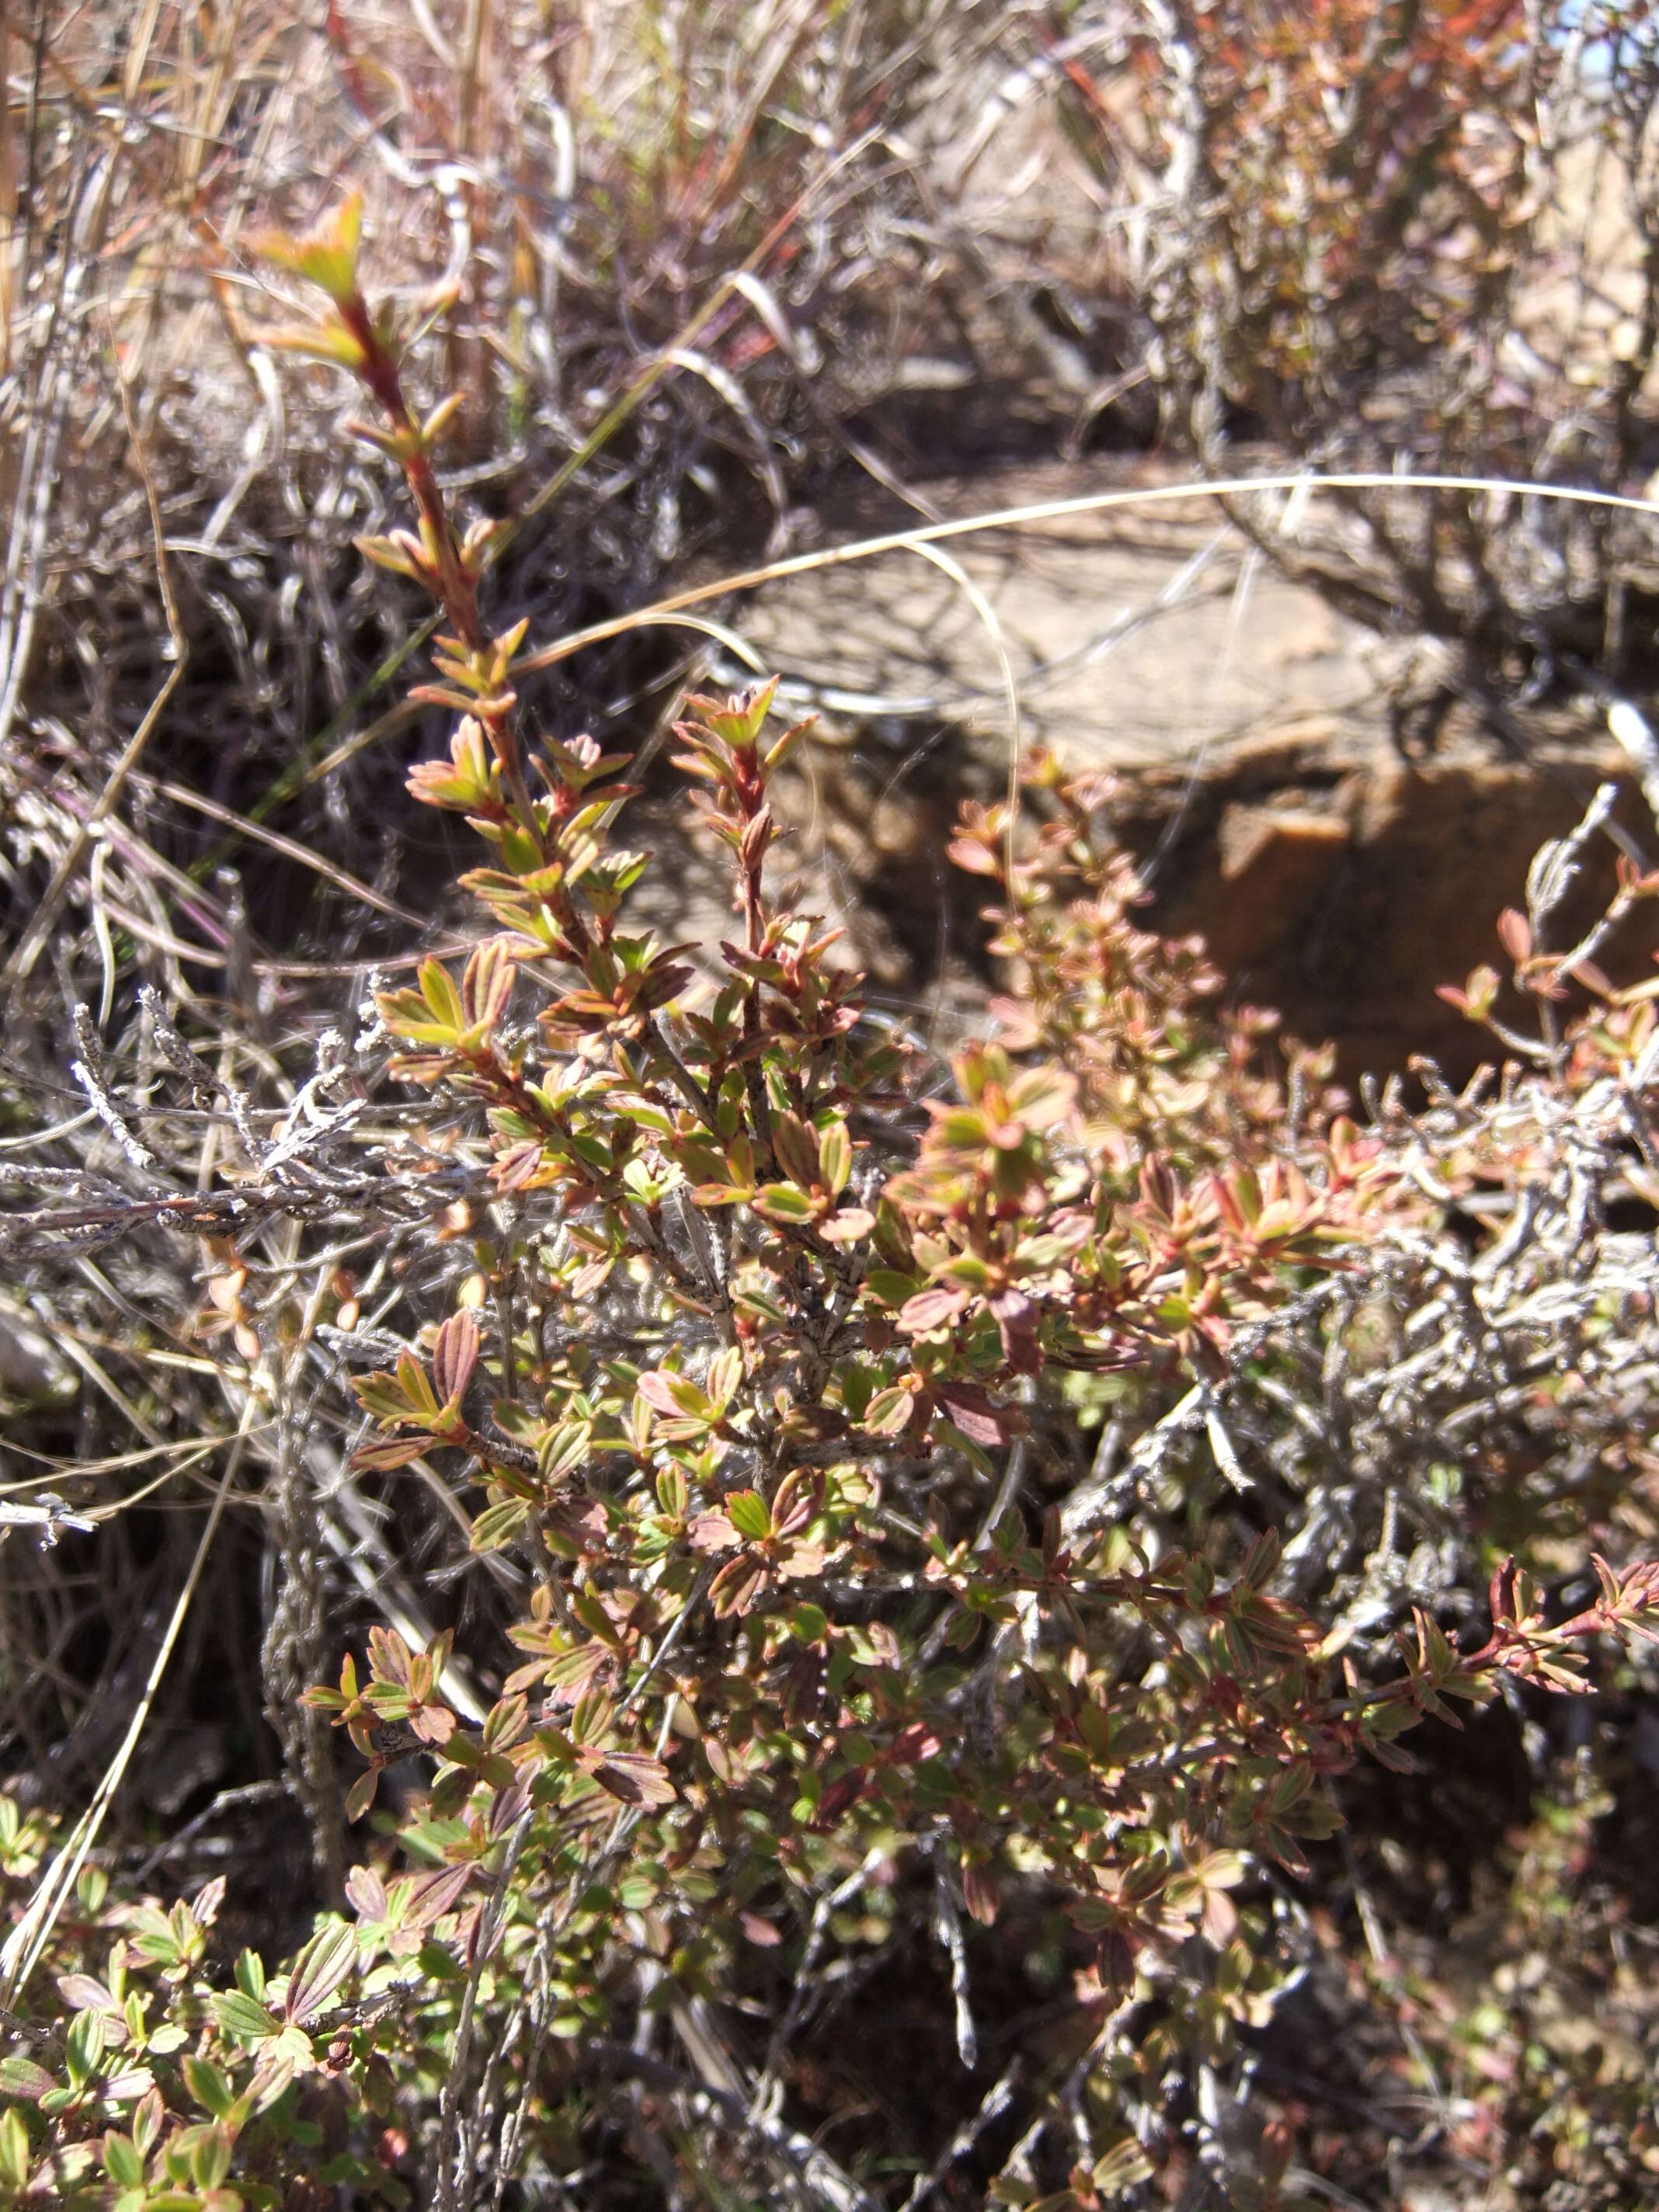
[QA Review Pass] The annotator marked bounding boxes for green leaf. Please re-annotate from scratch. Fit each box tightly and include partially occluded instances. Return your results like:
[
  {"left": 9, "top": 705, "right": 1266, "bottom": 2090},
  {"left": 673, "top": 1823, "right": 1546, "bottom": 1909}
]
[
  {"left": 191, "top": 2123, "right": 233, "bottom": 2191},
  {"left": 127, "top": 1904, "right": 183, "bottom": 1967},
  {"left": 417, "top": 956, "right": 467, "bottom": 1036},
  {"left": 656, "top": 1465, "right": 688, "bottom": 1518},
  {"left": 471, "top": 1497, "right": 531, "bottom": 1553},
  {"left": 817, "top": 1120, "right": 851, "bottom": 1195},
  {"left": 1091, "top": 2137, "right": 1155, "bottom": 2193},
  {"left": 763, "top": 715, "right": 811, "bottom": 774},
  {"left": 395, "top": 1350, "right": 442, "bottom": 1424},
  {"left": 212, "top": 1991, "right": 281, "bottom": 2043},
  {"left": 65, "top": 2005, "right": 106, "bottom": 2085},
  {"left": 538, "top": 1421, "right": 593, "bottom": 1483},
  {"left": 260, "top": 320, "right": 369, "bottom": 371},
  {"left": 569, "top": 1689, "right": 616, "bottom": 1747},
  {"left": 252, "top": 190, "right": 364, "bottom": 304},
  {"left": 724, "top": 1490, "right": 772, "bottom": 1542},
  {"left": 0, "top": 2109, "right": 30, "bottom": 2189},
  {"left": 275, "top": 2024, "right": 317, "bottom": 2069},
  {"left": 753, "top": 1181, "right": 815, "bottom": 1223},
  {"left": 353, "top": 1372, "right": 420, "bottom": 1425},
  {"left": 773, "top": 1111, "right": 822, "bottom": 1191},
  {"left": 103, "top": 2132, "right": 145, "bottom": 2187},
  {"left": 183, "top": 2055, "right": 237, "bottom": 2119}
]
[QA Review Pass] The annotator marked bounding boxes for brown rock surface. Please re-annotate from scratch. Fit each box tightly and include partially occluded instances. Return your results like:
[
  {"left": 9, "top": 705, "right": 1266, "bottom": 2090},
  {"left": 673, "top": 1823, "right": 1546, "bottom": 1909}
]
[
  {"left": 729, "top": 461, "right": 1659, "bottom": 1079},
  {"left": 1115, "top": 733, "right": 1659, "bottom": 1078}
]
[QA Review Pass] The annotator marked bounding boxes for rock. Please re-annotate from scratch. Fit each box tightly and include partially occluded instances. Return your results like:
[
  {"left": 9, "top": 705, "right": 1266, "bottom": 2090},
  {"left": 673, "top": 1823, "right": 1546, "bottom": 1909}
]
[
  {"left": 1132, "top": 732, "right": 1659, "bottom": 1080},
  {"left": 1209, "top": 801, "right": 1352, "bottom": 976},
  {"left": 733, "top": 459, "right": 1659, "bottom": 1079}
]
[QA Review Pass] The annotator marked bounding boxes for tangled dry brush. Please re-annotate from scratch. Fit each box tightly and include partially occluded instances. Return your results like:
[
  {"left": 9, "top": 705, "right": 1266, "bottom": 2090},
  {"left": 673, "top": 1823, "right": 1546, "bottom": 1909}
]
[{"left": 6, "top": 9, "right": 1659, "bottom": 2212}]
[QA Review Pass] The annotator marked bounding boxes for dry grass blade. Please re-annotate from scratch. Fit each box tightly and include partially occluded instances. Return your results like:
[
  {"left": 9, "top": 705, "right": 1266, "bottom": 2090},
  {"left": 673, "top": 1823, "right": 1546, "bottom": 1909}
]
[
  {"left": 0, "top": 1390, "right": 257, "bottom": 2008},
  {"left": 518, "top": 468, "right": 1659, "bottom": 681},
  {"left": 904, "top": 534, "right": 1024, "bottom": 861}
]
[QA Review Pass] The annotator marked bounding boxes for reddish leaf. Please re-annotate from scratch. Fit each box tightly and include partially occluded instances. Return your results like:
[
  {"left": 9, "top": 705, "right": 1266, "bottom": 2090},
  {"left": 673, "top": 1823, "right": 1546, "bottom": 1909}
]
[
  {"left": 709, "top": 1554, "right": 767, "bottom": 1617},
  {"left": 900, "top": 1285, "right": 972, "bottom": 1334},
  {"left": 637, "top": 1370, "right": 702, "bottom": 1417},
  {"left": 367, "top": 1627, "right": 413, "bottom": 1690},
  {"left": 933, "top": 1382, "right": 1024, "bottom": 1447},
  {"left": 431, "top": 1309, "right": 478, "bottom": 1408},
  {"left": 404, "top": 1864, "right": 475, "bottom": 1929},
  {"left": 587, "top": 1750, "right": 676, "bottom": 1807},
  {"left": 344, "top": 1866, "right": 388, "bottom": 1923},
  {"left": 0, "top": 2055, "right": 54, "bottom": 2102},
  {"left": 688, "top": 1511, "right": 741, "bottom": 1551},
  {"left": 346, "top": 1768, "right": 381, "bottom": 1822},
  {"left": 352, "top": 1435, "right": 432, "bottom": 1473}
]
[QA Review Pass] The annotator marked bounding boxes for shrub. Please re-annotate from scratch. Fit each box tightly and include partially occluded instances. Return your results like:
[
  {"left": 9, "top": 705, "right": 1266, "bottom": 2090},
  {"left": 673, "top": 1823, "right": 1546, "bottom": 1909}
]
[
  {"left": 5, "top": 200, "right": 1659, "bottom": 2212},
  {"left": 1117, "top": 0, "right": 1659, "bottom": 709}
]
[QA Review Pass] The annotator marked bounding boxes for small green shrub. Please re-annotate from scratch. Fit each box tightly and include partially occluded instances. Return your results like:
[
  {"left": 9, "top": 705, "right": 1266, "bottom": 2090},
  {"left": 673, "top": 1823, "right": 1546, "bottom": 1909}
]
[{"left": 5, "top": 198, "right": 1659, "bottom": 2212}]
